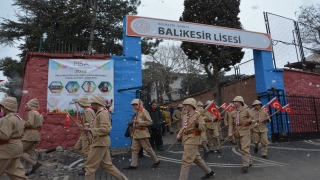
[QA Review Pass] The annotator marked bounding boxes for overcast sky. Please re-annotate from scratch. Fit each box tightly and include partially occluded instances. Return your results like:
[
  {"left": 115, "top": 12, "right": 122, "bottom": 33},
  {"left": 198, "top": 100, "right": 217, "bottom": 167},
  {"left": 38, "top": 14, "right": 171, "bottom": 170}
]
[{"left": 0, "top": 0, "right": 318, "bottom": 97}]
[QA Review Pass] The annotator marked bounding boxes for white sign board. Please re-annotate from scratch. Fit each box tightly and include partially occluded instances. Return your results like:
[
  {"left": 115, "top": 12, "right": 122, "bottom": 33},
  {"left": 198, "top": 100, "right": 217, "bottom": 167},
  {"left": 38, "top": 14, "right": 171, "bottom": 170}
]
[
  {"left": 47, "top": 59, "right": 114, "bottom": 114},
  {"left": 126, "top": 16, "right": 272, "bottom": 51}
]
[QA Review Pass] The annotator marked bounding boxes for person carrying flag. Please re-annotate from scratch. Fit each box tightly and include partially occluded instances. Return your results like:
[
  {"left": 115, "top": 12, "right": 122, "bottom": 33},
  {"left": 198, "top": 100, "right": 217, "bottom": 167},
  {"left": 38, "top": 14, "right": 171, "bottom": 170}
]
[
  {"left": 251, "top": 100, "right": 271, "bottom": 159},
  {"left": 172, "top": 104, "right": 184, "bottom": 132},
  {"left": 177, "top": 98, "right": 214, "bottom": 180},
  {"left": 196, "top": 101, "right": 210, "bottom": 158},
  {"left": 83, "top": 94, "right": 128, "bottom": 180},
  {"left": 228, "top": 96, "right": 255, "bottom": 173},
  {"left": 203, "top": 100, "right": 221, "bottom": 154},
  {"left": 124, "top": 99, "right": 160, "bottom": 169},
  {"left": 0, "top": 97, "right": 28, "bottom": 179},
  {"left": 223, "top": 104, "right": 236, "bottom": 144},
  {"left": 21, "top": 98, "right": 43, "bottom": 176},
  {"left": 74, "top": 96, "right": 95, "bottom": 175}
]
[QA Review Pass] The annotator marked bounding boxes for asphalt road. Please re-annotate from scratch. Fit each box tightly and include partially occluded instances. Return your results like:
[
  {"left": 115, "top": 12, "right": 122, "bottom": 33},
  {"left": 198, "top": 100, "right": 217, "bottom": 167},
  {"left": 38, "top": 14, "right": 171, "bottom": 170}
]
[{"left": 1, "top": 135, "right": 320, "bottom": 180}]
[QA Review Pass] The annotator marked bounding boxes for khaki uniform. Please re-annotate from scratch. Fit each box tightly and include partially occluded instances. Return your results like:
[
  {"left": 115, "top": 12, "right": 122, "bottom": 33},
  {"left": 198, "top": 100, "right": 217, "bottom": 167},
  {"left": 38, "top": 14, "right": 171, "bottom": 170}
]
[
  {"left": 196, "top": 108, "right": 209, "bottom": 153},
  {"left": 203, "top": 111, "right": 220, "bottom": 151},
  {"left": 85, "top": 109, "right": 126, "bottom": 180},
  {"left": 251, "top": 109, "right": 270, "bottom": 156},
  {"left": 130, "top": 109, "right": 159, "bottom": 166},
  {"left": 228, "top": 106, "right": 255, "bottom": 167},
  {"left": 164, "top": 110, "right": 173, "bottom": 133},
  {"left": 224, "top": 111, "right": 235, "bottom": 143},
  {"left": 172, "top": 109, "right": 182, "bottom": 131},
  {"left": 0, "top": 114, "right": 28, "bottom": 179},
  {"left": 21, "top": 110, "right": 43, "bottom": 167},
  {"left": 178, "top": 111, "right": 211, "bottom": 180},
  {"left": 74, "top": 108, "right": 95, "bottom": 160}
]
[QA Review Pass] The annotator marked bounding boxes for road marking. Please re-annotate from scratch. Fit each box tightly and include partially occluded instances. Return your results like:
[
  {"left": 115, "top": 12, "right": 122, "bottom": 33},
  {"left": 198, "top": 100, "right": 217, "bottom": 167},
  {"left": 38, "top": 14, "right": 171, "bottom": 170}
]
[
  {"left": 52, "top": 177, "right": 59, "bottom": 180},
  {"left": 68, "top": 158, "right": 83, "bottom": 169},
  {"left": 63, "top": 176, "right": 69, "bottom": 180},
  {"left": 304, "top": 140, "right": 320, "bottom": 146},
  {"left": 231, "top": 148, "right": 289, "bottom": 166}
]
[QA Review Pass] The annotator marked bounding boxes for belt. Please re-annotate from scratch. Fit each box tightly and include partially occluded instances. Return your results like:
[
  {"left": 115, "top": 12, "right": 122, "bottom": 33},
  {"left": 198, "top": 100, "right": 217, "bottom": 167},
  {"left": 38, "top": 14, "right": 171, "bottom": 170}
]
[
  {"left": 99, "top": 134, "right": 108, "bottom": 137},
  {"left": 134, "top": 127, "right": 147, "bottom": 130},
  {"left": 185, "top": 130, "right": 201, "bottom": 136},
  {"left": 233, "top": 123, "right": 250, "bottom": 127},
  {"left": 0, "top": 137, "right": 21, "bottom": 145},
  {"left": 25, "top": 127, "right": 41, "bottom": 132},
  {"left": 204, "top": 121, "right": 212, "bottom": 123}
]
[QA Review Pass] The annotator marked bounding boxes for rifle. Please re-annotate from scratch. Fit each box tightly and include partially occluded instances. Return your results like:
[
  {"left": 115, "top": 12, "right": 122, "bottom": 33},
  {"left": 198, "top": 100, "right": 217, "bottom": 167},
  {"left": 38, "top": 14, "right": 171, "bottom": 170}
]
[
  {"left": 166, "top": 109, "right": 207, "bottom": 152},
  {"left": 214, "top": 105, "right": 266, "bottom": 150}
]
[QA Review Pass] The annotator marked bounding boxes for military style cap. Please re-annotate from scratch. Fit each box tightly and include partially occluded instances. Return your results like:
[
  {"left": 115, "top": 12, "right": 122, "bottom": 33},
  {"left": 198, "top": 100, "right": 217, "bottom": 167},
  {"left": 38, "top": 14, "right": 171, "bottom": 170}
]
[
  {"left": 27, "top": 98, "right": 40, "bottom": 109},
  {"left": 90, "top": 94, "right": 106, "bottom": 107},
  {"left": 0, "top": 97, "right": 18, "bottom": 112},
  {"left": 76, "top": 96, "right": 91, "bottom": 107},
  {"left": 183, "top": 98, "right": 197, "bottom": 109},
  {"left": 233, "top": 96, "right": 244, "bottom": 104},
  {"left": 252, "top": 100, "right": 262, "bottom": 106}
]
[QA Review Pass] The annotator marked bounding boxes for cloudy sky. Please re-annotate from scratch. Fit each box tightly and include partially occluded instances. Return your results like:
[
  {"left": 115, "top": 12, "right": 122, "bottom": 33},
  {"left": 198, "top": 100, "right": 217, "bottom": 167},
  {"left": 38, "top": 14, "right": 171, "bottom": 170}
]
[{"left": 0, "top": 0, "right": 318, "bottom": 97}]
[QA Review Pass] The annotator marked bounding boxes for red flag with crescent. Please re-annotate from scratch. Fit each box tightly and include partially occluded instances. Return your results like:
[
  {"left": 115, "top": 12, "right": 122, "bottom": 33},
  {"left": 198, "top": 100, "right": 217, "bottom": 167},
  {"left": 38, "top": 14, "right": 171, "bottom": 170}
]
[
  {"left": 220, "top": 103, "right": 227, "bottom": 109},
  {"left": 281, "top": 104, "right": 293, "bottom": 115},
  {"left": 263, "top": 106, "right": 270, "bottom": 114},
  {"left": 206, "top": 102, "right": 221, "bottom": 120},
  {"left": 267, "top": 97, "right": 282, "bottom": 111},
  {"left": 225, "top": 104, "right": 235, "bottom": 112}
]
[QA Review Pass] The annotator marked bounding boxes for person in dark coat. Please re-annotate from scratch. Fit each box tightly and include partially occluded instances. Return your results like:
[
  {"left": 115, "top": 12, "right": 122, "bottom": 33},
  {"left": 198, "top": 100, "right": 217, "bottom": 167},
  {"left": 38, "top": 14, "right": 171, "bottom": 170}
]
[{"left": 147, "top": 102, "right": 164, "bottom": 151}]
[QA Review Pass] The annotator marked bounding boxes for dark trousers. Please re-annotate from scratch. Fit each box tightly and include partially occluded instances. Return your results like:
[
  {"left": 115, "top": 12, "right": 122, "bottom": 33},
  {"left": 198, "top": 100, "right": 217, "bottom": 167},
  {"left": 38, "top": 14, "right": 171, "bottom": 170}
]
[{"left": 149, "top": 128, "right": 163, "bottom": 148}]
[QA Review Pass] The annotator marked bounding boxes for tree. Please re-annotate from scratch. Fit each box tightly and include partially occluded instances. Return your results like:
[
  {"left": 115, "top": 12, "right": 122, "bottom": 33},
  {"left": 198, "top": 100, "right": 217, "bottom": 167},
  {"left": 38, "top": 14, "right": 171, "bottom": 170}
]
[
  {"left": 180, "top": 0, "right": 245, "bottom": 104},
  {"left": 0, "top": 57, "right": 24, "bottom": 100},
  {"left": 0, "top": 0, "right": 160, "bottom": 100},
  {"left": 143, "top": 42, "right": 193, "bottom": 102},
  {"left": 296, "top": 4, "right": 320, "bottom": 54}
]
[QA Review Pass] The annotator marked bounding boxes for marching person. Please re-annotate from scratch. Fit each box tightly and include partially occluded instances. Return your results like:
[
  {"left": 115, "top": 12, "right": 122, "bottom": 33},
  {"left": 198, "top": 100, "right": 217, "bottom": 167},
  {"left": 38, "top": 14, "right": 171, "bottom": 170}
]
[
  {"left": 74, "top": 96, "right": 95, "bottom": 175},
  {"left": 177, "top": 98, "right": 214, "bottom": 180},
  {"left": 251, "top": 100, "right": 271, "bottom": 159},
  {"left": 172, "top": 104, "right": 183, "bottom": 132},
  {"left": 203, "top": 100, "right": 221, "bottom": 154},
  {"left": 147, "top": 101, "right": 164, "bottom": 151},
  {"left": 83, "top": 94, "right": 128, "bottom": 180},
  {"left": 196, "top": 101, "right": 209, "bottom": 158},
  {"left": 124, "top": 99, "right": 160, "bottom": 169},
  {"left": 228, "top": 96, "right": 255, "bottom": 172},
  {"left": 21, "top": 98, "right": 43, "bottom": 176},
  {"left": 224, "top": 105, "right": 236, "bottom": 145},
  {"left": 0, "top": 97, "right": 28, "bottom": 179},
  {"left": 164, "top": 107, "right": 174, "bottom": 134}
]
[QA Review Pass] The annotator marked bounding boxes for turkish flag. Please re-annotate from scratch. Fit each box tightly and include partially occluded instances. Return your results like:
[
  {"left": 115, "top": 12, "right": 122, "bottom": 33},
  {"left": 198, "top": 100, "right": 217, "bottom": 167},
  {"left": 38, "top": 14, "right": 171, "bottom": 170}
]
[
  {"left": 281, "top": 104, "right": 293, "bottom": 115},
  {"left": 206, "top": 102, "right": 221, "bottom": 120},
  {"left": 263, "top": 107, "right": 270, "bottom": 114},
  {"left": 225, "top": 104, "right": 235, "bottom": 112},
  {"left": 65, "top": 114, "right": 70, "bottom": 126},
  {"left": 267, "top": 97, "right": 282, "bottom": 111},
  {"left": 220, "top": 103, "right": 227, "bottom": 109}
]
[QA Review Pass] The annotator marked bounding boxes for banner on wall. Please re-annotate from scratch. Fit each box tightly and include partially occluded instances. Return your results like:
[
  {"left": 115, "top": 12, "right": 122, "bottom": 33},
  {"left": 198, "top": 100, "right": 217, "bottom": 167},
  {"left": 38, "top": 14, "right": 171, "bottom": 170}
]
[{"left": 47, "top": 59, "right": 114, "bottom": 114}]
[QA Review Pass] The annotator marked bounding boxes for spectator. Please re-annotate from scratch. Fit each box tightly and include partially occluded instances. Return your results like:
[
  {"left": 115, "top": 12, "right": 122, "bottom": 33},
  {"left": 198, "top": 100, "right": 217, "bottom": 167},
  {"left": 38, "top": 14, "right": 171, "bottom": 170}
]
[{"left": 147, "top": 102, "right": 164, "bottom": 151}]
